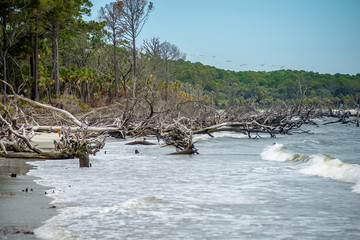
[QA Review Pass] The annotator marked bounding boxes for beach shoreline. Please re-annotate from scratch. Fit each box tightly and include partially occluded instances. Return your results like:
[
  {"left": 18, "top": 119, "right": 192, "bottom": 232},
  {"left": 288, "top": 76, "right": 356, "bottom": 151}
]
[{"left": 0, "top": 158, "right": 56, "bottom": 240}]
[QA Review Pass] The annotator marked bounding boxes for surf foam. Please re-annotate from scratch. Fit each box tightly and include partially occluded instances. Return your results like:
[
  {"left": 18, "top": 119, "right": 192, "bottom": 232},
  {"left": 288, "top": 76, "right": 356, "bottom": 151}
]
[
  {"left": 300, "top": 155, "right": 360, "bottom": 194},
  {"left": 260, "top": 143, "right": 306, "bottom": 162}
]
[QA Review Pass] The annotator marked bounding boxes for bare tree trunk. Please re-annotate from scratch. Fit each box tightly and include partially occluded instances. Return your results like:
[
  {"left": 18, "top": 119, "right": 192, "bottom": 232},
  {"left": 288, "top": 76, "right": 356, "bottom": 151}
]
[
  {"left": 56, "top": 36, "right": 60, "bottom": 97},
  {"left": 165, "top": 58, "right": 168, "bottom": 101},
  {"left": 123, "top": 75, "right": 127, "bottom": 98},
  {"left": 51, "top": 24, "right": 60, "bottom": 99},
  {"left": 30, "top": 30, "right": 34, "bottom": 98},
  {"left": 132, "top": 35, "right": 137, "bottom": 99},
  {"left": 2, "top": 51, "right": 7, "bottom": 95},
  {"left": 79, "top": 153, "right": 90, "bottom": 167},
  {"left": 113, "top": 32, "right": 118, "bottom": 100},
  {"left": 2, "top": 18, "right": 8, "bottom": 96},
  {"left": 34, "top": 15, "right": 39, "bottom": 101}
]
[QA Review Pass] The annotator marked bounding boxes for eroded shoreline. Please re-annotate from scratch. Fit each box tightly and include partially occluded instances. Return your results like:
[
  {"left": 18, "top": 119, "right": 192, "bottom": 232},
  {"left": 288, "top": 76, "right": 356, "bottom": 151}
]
[{"left": 0, "top": 158, "right": 57, "bottom": 239}]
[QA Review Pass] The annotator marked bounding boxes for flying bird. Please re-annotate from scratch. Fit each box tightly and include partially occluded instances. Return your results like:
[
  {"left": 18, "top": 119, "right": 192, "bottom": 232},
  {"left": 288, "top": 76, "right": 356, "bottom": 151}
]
[{"left": 260, "top": 63, "right": 265, "bottom": 66}]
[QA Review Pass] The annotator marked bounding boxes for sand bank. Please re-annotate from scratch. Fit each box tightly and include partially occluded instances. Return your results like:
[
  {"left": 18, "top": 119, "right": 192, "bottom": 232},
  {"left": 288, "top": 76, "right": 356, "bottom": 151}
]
[{"left": 0, "top": 159, "right": 56, "bottom": 239}]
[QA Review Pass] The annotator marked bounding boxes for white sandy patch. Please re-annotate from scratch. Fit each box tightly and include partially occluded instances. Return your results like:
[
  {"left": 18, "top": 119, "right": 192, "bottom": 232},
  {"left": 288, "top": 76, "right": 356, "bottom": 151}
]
[{"left": 31, "top": 132, "right": 61, "bottom": 150}]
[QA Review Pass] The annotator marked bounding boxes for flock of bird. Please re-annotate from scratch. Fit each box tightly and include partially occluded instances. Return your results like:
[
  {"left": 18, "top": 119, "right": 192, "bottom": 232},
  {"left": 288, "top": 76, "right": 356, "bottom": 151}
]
[{"left": 188, "top": 54, "right": 286, "bottom": 70}]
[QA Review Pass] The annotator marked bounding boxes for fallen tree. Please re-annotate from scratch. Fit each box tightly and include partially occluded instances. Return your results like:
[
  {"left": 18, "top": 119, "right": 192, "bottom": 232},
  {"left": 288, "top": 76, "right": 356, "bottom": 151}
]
[
  {"left": 323, "top": 109, "right": 360, "bottom": 127},
  {"left": 0, "top": 80, "right": 108, "bottom": 167},
  {"left": 54, "top": 128, "right": 106, "bottom": 167},
  {"left": 2, "top": 80, "right": 357, "bottom": 161},
  {"left": 125, "top": 138, "right": 156, "bottom": 145}
]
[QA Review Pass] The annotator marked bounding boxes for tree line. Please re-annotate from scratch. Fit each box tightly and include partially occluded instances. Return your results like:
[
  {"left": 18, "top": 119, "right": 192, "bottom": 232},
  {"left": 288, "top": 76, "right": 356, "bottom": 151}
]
[
  {"left": 172, "top": 60, "right": 360, "bottom": 109},
  {"left": 1, "top": 0, "right": 359, "bottom": 111}
]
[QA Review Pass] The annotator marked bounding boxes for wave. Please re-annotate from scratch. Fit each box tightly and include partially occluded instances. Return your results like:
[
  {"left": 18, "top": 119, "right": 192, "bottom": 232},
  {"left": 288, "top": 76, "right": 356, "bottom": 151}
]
[
  {"left": 300, "top": 155, "right": 360, "bottom": 194},
  {"left": 261, "top": 143, "right": 360, "bottom": 194},
  {"left": 197, "top": 131, "right": 250, "bottom": 140},
  {"left": 101, "top": 196, "right": 165, "bottom": 213},
  {"left": 260, "top": 143, "right": 308, "bottom": 162},
  {"left": 303, "top": 139, "right": 323, "bottom": 144}
]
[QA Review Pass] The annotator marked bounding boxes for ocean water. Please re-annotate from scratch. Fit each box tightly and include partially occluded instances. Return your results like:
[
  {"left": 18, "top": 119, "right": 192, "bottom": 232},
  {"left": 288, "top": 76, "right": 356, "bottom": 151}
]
[{"left": 28, "top": 118, "right": 360, "bottom": 240}]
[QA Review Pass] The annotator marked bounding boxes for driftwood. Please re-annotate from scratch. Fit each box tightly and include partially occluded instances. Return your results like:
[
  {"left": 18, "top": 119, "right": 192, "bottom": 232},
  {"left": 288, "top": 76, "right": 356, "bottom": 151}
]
[
  {"left": 160, "top": 121, "right": 199, "bottom": 154},
  {"left": 0, "top": 81, "right": 107, "bottom": 167},
  {"left": 125, "top": 139, "right": 156, "bottom": 145},
  {"left": 1, "top": 80, "right": 84, "bottom": 128},
  {"left": 54, "top": 128, "right": 106, "bottom": 167},
  {"left": 0, "top": 127, "right": 106, "bottom": 166},
  {"left": 0, "top": 152, "right": 70, "bottom": 159},
  {"left": 168, "top": 143, "right": 199, "bottom": 155},
  {"left": 3, "top": 79, "right": 358, "bottom": 162},
  {"left": 193, "top": 121, "right": 279, "bottom": 138},
  {"left": 29, "top": 125, "right": 123, "bottom": 136},
  {"left": 323, "top": 110, "right": 359, "bottom": 127}
]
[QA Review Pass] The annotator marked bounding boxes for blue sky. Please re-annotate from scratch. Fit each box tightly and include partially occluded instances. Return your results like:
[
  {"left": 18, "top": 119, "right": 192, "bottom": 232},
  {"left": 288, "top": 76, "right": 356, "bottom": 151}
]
[{"left": 86, "top": 0, "right": 360, "bottom": 75}]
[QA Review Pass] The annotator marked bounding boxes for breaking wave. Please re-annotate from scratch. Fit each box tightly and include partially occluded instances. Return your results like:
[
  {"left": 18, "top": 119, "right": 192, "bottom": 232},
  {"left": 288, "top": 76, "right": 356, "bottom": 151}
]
[
  {"left": 260, "top": 143, "right": 307, "bottom": 162},
  {"left": 300, "top": 155, "right": 360, "bottom": 194},
  {"left": 261, "top": 143, "right": 360, "bottom": 194}
]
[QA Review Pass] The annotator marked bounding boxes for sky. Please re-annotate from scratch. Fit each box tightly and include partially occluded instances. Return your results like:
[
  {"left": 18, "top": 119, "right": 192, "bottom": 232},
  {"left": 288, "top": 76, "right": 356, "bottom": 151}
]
[{"left": 86, "top": 0, "right": 360, "bottom": 75}]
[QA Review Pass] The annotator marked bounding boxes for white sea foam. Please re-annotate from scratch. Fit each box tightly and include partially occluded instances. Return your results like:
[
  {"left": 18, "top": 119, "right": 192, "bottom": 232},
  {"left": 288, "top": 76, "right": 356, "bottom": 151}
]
[
  {"left": 300, "top": 155, "right": 360, "bottom": 193},
  {"left": 303, "top": 139, "right": 322, "bottom": 144},
  {"left": 192, "top": 131, "right": 251, "bottom": 143},
  {"left": 352, "top": 182, "right": 360, "bottom": 193},
  {"left": 193, "top": 134, "right": 213, "bottom": 142},
  {"left": 261, "top": 144, "right": 360, "bottom": 194},
  {"left": 101, "top": 196, "right": 164, "bottom": 213},
  {"left": 260, "top": 143, "right": 299, "bottom": 162},
  {"left": 212, "top": 131, "right": 249, "bottom": 139},
  {"left": 28, "top": 135, "right": 360, "bottom": 239}
]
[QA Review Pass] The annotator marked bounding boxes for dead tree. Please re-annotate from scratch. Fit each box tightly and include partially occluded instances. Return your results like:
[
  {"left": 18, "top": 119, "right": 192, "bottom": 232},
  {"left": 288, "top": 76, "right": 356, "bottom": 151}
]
[
  {"left": 0, "top": 80, "right": 107, "bottom": 167},
  {"left": 159, "top": 120, "right": 199, "bottom": 155},
  {"left": 324, "top": 110, "right": 360, "bottom": 127},
  {"left": 54, "top": 128, "right": 106, "bottom": 167}
]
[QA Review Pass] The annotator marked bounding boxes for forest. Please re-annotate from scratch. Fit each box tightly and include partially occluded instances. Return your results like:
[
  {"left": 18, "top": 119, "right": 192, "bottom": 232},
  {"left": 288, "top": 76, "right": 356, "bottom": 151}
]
[
  {"left": 1, "top": 0, "right": 359, "bottom": 163},
  {"left": 1, "top": 0, "right": 360, "bottom": 110}
]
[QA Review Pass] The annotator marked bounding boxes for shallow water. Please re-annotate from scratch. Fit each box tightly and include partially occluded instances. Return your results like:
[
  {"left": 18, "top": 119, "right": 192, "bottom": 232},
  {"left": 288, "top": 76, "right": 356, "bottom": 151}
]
[{"left": 28, "top": 120, "right": 360, "bottom": 239}]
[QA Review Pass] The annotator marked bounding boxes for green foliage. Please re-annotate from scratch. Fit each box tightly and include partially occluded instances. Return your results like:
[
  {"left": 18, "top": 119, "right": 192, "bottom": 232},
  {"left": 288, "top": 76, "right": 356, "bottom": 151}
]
[
  {"left": 1, "top": 0, "right": 359, "bottom": 110},
  {"left": 171, "top": 61, "right": 360, "bottom": 108}
]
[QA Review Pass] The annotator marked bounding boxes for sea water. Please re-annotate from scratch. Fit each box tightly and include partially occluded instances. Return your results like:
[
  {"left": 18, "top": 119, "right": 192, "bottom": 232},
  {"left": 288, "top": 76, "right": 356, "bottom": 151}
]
[{"left": 28, "top": 118, "right": 360, "bottom": 240}]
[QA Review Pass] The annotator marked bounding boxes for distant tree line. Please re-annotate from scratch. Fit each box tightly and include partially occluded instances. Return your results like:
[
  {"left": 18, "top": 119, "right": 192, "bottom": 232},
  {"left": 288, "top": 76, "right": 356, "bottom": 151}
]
[
  {"left": 171, "top": 60, "right": 360, "bottom": 109},
  {"left": 1, "top": 0, "right": 359, "bottom": 111}
]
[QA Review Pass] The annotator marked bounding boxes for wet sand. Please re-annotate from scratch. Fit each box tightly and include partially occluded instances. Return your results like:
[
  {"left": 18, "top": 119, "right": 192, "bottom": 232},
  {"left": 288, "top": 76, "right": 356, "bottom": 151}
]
[{"left": 0, "top": 132, "right": 60, "bottom": 239}]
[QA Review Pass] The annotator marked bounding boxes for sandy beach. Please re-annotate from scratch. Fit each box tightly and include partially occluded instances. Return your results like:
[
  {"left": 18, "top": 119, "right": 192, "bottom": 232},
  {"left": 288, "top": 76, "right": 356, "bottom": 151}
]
[
  {"left": 0, "top": 133, "right": 61, "bottom": 239},
  {"left": 0, "top": 158, "right": 57, "bottom": 240}
]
